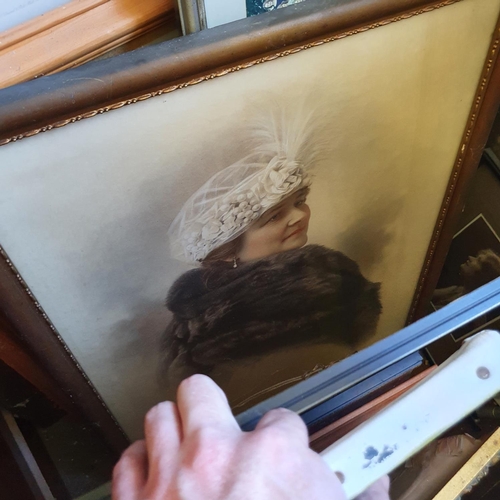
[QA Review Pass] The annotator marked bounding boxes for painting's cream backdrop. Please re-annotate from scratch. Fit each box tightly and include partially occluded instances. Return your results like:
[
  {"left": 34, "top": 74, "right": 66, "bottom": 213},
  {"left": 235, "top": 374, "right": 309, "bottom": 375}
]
[{"left": 0, "top": 0, "right": 499, "bottom": 438}]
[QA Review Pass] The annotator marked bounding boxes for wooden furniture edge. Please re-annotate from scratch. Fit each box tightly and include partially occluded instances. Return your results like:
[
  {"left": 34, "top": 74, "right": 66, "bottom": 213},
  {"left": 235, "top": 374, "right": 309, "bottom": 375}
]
[
  {"left": 0, "top": 0, "right": 109, "bottom": 48},
  {"left": 433, "top": 426, "right": 500, "bottom": 499},
  {"left": 0, "top": 0, "right": 174, "bottom": 90},
  {"left": 309, "top": 367, "right": 436, "bottom": 452},
  {"left": 51, "top": 14, "right": 176, "bottom": 74},
  {"left": 0, "top": 410, "right": 55, "bottom": 499},
  {"left": 0, "top": 313, "right": 75, "bottom": 416}
]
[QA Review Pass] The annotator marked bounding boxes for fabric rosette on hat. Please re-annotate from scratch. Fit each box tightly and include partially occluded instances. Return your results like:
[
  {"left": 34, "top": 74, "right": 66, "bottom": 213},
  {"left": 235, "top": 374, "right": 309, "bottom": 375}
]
[{"left": 168, "top": 107, "right": 320, "bottom": 263}]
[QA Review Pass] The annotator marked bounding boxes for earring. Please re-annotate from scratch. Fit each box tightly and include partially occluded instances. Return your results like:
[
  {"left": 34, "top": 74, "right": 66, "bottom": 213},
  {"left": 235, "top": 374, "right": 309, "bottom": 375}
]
[{"left": 233, "top": 255, "right": 238, "bottom": 268}]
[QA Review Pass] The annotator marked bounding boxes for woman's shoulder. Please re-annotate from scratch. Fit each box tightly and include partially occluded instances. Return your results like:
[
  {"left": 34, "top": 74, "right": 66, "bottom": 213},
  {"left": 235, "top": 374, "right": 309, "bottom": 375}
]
[{"left": 166, "top": 267, "right": 206, "bottom": 309}]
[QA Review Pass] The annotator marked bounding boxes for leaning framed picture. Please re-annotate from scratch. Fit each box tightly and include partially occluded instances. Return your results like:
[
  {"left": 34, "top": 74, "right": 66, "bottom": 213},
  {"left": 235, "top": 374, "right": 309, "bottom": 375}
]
[
  {"left": 177, "top": 0, "right": 308, "bottom": 34},
  {"left": 426, "top": 149, "right": 500, "bottom": 363},
  {"left": 1, "top": 0, "right": 500, "bottom": 452}
]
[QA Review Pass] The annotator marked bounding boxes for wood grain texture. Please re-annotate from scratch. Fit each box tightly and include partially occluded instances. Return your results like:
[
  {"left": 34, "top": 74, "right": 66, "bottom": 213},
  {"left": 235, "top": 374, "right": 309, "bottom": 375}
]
[
  {"left": 0, "top": 0, "right": 174, "bottom": 90},
  {"left": 0, "top": 0, "right": 109, "bottom": 49}
]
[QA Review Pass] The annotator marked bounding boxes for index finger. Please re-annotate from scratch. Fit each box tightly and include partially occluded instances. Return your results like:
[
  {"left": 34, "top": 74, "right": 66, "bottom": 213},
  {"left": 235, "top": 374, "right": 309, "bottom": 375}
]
[{"left": 176, "top": 374, "right": 240, "bottom": 435}]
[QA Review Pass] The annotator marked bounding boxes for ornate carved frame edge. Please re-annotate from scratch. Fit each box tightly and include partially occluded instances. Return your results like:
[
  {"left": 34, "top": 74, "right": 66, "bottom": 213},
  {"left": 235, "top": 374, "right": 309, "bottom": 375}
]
[{"left": 0, "top": 0, "right": 460, "bottom": 143}]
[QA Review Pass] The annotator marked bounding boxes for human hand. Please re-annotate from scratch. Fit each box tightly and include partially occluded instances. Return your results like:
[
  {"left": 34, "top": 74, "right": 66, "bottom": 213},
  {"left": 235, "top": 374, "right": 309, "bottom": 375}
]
[{"left": 112, "top": 374, "right": 390, "bottom": 500}]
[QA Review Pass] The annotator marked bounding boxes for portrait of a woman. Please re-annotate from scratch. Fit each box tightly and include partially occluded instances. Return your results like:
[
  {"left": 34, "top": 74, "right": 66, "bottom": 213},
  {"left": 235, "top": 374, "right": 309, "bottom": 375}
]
[
  {"left": 432, "top": 249, "right": 500, "bottom": 308},
  {"left": 163, "top": 109, "right": 382, "bottom": 408}
]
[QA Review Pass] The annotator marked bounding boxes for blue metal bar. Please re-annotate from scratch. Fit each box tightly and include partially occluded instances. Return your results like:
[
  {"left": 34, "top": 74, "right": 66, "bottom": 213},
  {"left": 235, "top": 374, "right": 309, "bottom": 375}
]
[{"left": 301, "top": 351, "right": 424, "bottom": 432}]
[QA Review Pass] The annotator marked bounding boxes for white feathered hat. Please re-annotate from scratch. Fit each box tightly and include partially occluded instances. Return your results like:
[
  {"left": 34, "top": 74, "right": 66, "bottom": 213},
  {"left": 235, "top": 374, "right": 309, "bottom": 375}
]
[{"left": 168, "top": 106, "right": 320, "bottom": 263}]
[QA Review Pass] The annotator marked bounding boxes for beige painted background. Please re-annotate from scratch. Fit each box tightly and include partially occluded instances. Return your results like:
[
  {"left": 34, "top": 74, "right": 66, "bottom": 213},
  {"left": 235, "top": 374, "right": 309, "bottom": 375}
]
[{"left": 0, "top": 0, "right": 499, "bottom": 439}]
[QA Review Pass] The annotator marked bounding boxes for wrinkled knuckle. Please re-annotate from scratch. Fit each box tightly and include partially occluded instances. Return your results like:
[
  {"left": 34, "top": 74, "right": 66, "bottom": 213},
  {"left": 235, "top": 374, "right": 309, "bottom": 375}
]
[
  {"left": 191, "top": 426, "right": 222, "bottom": 451},
  {"left": 183, "top": 427, "right": 229, "bottom": 471}
]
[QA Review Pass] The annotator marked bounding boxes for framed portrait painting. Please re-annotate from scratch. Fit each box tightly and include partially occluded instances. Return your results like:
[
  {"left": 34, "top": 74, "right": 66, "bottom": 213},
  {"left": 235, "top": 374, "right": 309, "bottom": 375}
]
[{"left": 1, "top": 0, "right": 500, "bottom": 451}]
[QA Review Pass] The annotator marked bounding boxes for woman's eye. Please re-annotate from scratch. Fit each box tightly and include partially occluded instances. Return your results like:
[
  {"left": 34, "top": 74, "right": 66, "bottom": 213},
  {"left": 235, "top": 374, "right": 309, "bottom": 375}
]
[
  {"left": 295, "top": 198, "right": 306, "bottom": 207},
  {"left": 265, "top": 212, "right": 281, "bottom": 224}
]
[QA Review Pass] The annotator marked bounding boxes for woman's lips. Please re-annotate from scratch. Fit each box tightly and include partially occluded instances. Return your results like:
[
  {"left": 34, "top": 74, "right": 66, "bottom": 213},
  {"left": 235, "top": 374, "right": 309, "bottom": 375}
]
[{"left": 283, "top": 226, "right": 305, "bottom": 241}]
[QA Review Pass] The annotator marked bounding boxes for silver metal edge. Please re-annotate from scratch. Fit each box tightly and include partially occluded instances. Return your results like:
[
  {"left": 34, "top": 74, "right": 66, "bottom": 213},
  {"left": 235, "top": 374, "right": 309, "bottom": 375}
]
[{"left": 176, "top": 0, "right": 205, "bottom": 35}]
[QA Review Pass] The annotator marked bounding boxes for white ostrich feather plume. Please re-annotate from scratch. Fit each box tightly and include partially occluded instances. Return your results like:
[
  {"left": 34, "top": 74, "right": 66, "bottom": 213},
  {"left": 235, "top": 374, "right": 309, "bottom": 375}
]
[{"left": 168, "top": 102, "right": 325, "bottom": 263}]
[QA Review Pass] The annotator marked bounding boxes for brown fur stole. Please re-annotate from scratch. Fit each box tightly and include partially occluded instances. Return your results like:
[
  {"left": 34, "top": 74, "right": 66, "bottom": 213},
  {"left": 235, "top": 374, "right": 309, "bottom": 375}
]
[{"left": 163, "top": 244, "right": 381, "bottom": 371}]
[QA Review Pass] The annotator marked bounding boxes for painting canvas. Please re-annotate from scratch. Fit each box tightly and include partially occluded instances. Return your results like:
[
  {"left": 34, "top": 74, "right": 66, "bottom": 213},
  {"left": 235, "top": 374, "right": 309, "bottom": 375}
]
[
  {"left": 1, "top": 0, "right": 500, "bottom": 440},
  {"left": 162, "top": 105, "right": 383, "bottom": 412}
]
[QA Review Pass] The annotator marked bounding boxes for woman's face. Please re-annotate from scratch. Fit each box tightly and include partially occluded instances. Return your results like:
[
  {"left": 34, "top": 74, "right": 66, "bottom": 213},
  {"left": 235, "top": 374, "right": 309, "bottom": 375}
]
[
  {"left": 238, "top": 188, "right": 311, "bottom": 262},
  {"left": 460, "top": 251, "right": 493, "bottom": 278}
]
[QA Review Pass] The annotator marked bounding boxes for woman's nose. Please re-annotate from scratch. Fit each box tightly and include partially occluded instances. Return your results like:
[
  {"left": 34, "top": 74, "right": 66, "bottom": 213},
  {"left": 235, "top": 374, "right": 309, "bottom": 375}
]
[{"left": 287, "top": 207, "right": 306, "bottom": 226}]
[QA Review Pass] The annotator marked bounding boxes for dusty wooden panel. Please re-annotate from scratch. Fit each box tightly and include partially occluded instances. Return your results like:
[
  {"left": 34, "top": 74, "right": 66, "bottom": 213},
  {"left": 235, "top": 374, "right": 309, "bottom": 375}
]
[{"left": 0, "top": 0, "right": 174, "bottom": 90}]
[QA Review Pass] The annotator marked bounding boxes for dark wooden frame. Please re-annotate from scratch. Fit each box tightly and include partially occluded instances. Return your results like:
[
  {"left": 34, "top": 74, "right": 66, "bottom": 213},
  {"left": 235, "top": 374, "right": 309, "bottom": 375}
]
[{"left": 1, "top": 0, "right": 499, "bottom": 453}]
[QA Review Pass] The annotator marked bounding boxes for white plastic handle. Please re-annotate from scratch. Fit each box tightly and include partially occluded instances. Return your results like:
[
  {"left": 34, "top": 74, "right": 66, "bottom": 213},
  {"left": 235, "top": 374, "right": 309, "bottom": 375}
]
[{"left": 320, "top": 329, "right": 500, "bottom": 499}]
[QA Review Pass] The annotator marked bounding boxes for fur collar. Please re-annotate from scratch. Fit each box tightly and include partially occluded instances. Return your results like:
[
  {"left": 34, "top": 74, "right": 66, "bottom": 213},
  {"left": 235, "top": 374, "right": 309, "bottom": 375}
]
[{"left": 164, "top": 244, "right": 381, "bottom": 368}]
